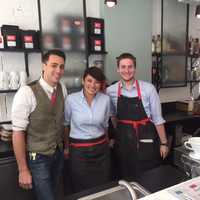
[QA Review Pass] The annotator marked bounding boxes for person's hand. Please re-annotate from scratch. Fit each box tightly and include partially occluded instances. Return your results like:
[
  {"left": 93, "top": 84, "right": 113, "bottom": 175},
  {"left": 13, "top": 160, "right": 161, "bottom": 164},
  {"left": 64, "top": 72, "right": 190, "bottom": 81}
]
[
  {"left": 160, "top": 145, "right": 169, "bottom": 159},
  {"left": 19, "top": 169, "right": 32, "bottom": 190},
  {"left": 64, "top": 148, "right": 69, "bottom": 159}
]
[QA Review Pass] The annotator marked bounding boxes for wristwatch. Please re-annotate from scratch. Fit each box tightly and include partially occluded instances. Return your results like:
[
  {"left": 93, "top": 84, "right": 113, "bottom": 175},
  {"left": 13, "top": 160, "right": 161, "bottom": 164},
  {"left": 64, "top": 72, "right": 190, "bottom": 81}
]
[{"left": 160, "top": 142, "right": 168, "bottom": 147}]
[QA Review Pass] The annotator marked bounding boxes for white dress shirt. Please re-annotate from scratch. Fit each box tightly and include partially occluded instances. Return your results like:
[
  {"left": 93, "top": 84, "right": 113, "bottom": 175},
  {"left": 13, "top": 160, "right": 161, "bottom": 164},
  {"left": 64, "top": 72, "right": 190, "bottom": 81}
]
[{"left": 12, "top": 77, "right": 67, "bottom": 131}]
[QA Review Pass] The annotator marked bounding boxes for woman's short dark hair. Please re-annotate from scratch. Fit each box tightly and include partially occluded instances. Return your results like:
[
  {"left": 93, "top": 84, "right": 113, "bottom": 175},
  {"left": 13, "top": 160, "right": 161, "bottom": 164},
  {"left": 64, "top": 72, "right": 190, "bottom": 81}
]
[
  {"left": 83, "top": 67, "right": 105, "bottom": 82},
  {"left": 42, "top": 49, "right": 66, "bottom": 63},
  {"left": 116, "top": 53, "right": 136, "bottom": 67}
]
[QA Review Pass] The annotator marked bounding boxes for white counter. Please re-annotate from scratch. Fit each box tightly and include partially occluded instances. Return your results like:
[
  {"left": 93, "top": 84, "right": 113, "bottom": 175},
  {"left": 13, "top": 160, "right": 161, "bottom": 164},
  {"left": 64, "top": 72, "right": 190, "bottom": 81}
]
[{"left": 140, "top": 176, "right": 200, "bottom": 200}]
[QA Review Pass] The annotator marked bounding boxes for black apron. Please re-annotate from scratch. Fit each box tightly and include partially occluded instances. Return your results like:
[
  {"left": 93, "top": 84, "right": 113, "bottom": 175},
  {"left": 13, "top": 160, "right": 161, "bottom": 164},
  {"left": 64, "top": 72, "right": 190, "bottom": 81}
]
[
  {"left": 69, "top": 134, "right": 111, "bottom": 193},
  {"left": 115, "top": 80, "right": 160, "bottom": 180}
]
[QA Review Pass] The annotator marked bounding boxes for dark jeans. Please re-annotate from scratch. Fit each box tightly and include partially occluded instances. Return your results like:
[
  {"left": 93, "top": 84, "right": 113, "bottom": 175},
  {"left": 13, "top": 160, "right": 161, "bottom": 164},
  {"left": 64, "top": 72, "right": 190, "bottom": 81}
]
[{"left": 28, "top": 148, "right": 64, "bottom": 200}]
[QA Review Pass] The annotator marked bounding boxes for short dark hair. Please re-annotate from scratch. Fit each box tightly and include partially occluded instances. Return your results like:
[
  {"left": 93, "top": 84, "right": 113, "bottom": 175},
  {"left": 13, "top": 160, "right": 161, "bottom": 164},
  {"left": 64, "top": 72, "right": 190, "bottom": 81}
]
[
  {"left": 116, "top": 53, "right": 136, "bottom": 67},
  {"left": 83, "top": 67, "right": 105, "bottom": 82},
  {"left": 42, "top": 49, "right": 66, "bottom": 63}
]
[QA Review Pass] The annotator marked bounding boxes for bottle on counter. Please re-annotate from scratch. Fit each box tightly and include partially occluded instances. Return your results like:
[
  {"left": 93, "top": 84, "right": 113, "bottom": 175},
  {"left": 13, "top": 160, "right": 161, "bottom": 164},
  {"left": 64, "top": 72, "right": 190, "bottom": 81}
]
[
  {"left": 155, "top": 34, "right": 161, "bottom": 54},
  {"left": 152, "top": 35, "right": 156, "bottom": 54},
  {"left": 194, "top": 38, "right": 199, "bottom": 55},
  {"left": 188, "top": 36, "right": 194, "bottom": 56},
  {"left": 188, "top": 96, "right": 194, "bottom": 113}
]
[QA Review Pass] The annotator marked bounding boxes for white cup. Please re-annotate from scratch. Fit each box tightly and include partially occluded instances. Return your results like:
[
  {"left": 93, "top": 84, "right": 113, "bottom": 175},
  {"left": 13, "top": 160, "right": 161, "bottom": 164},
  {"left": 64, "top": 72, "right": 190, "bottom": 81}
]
[
  {"left": 19, "top": 71, "right": 27, "bottom": 87},
  {"left": 184, "top": 137, "right": 200, "bottom": 155},
  {"left": 0, "top": 71, "right": 9, "bottom": 90},
  {"left": 9, "top": 71, "right": 19, "bottom": 90}
]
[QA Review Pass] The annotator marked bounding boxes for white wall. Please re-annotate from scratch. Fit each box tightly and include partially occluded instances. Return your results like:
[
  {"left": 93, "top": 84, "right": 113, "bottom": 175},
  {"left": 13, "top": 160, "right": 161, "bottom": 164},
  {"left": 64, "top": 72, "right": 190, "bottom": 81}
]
[
  {"left": 100, "top": 0, "right": 153, "bottom": 83},
  {"left": 86, "top": 0, "right": 100, "bottom": 18}
]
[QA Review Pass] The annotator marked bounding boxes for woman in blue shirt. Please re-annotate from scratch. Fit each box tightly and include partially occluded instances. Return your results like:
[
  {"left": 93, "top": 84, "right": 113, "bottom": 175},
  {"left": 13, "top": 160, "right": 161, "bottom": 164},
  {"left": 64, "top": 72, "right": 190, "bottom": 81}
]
[{"left": 64, "top": 67, "right": 111, "bottom": 193}]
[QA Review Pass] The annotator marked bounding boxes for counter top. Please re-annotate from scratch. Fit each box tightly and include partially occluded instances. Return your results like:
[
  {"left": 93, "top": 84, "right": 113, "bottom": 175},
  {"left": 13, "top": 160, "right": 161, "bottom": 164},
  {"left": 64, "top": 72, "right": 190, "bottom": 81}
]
[
  {"left": 140, "top": 176, "right": 200, "bottom": 200},
  {"left": 64, "top": 165, "right": 188, "bottom": 200},
  {"left": 164, "top": 111, "right": 200, "bottom": 123}
]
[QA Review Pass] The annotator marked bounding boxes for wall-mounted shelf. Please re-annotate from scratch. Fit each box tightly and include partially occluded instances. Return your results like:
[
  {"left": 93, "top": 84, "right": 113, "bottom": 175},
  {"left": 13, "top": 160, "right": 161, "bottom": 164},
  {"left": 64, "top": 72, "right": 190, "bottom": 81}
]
[
  {"left": 0, "top": 48, "right": 41, "bottom": 77},
  {"left": 0, "top": 48, "right": 41, "bottom": 53},
  {"left": 0, "top": 121, "right": 11, "bottom": 125},
  {"left": 0, "top": 90, "right": 17, "bottom": 93},
  {"left": 88, "top": 51, "right": 107, "bottom": 55}
]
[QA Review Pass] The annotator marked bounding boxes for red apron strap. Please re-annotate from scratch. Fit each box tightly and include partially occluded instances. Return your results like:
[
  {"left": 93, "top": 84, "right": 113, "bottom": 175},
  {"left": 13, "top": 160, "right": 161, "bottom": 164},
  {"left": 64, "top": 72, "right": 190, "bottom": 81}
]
[
  {"left": 117, "top": 81, "right": 121, "bottom": 97},
  {"left": 70, "top": 138, "right": 107, "bottom": 148},
  {"left": 118, "top": 80, "right": 141, "bottom": 99},
  {"left": 135, "top": 80, "right": 141, "bottom": 100}
]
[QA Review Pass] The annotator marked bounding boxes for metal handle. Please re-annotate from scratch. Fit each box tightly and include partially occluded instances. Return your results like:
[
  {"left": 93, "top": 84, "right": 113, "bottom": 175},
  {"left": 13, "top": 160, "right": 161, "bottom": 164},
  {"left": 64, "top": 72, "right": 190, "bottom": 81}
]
[
  {"left": 118, "top": 180, "right": 137, "bottom": 200},
  {"left": 184, "top": 141, "right": 193, "bottom": 151}
]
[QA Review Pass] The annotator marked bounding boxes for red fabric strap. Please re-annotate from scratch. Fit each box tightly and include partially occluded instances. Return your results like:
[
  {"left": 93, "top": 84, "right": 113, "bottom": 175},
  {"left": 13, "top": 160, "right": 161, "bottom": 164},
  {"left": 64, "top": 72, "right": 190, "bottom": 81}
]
[
  {"left": 135, "top": 80, "right": 141, "bottom": 99},
  {"left": 70, "top": 138, "right": 107, "bottom": 148},
  {"left": 118, "top": 118, "right": 150, "bottom": 130},
  {"left": 117, "top": 80, "right": 141, "bottom": 99}
]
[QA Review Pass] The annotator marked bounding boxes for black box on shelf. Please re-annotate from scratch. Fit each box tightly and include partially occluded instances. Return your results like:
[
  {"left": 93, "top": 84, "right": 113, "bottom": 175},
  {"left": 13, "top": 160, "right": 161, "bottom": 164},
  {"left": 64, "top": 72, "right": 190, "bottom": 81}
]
[
  {"left": 73, "top": 17, "right": 84, "bottom": 35},
  {"left": 74, "top": 36, "right": 85, "bottom": 52},
  {"left": 58, "top": 34, "right": 73, "bottom": 51},
  {"left": 1, "top": 25, "right": 21, "bottom": 49},
  {"left": 57, "top": 16, "right": 73, "bottom": 34},
  {"left": 87, "top": 17, "right": 104, "bottom": 36},
  {"left": 21, "top": 30, "right": 40, "bottom": 50},
  {"left": 88, "top": 35, "right": 105, "bottom": 53},
  {"left": 42, "top": 33, "right": 58, "bottom": 50}
]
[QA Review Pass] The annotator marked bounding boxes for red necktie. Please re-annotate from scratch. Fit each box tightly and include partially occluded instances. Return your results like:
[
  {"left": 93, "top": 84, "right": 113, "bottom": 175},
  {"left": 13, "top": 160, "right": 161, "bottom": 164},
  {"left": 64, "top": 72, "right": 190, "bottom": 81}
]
[{"left": 51, "top": 89, "right": 57, "bottom": 105}]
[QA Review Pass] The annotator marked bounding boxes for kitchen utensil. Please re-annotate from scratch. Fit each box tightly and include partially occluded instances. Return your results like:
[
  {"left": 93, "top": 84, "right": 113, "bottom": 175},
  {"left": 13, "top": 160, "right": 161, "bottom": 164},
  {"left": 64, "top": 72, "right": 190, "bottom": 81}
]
[{"left": 184, "top": 137, "right": 200, "bottom": 156}]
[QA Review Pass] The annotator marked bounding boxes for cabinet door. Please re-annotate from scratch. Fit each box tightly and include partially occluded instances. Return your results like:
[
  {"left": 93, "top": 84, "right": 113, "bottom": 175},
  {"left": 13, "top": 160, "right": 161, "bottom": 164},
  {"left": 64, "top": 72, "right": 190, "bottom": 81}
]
[
  {"left": 0, "top": 157, "right": 35, "bottom": 200},
  {"left": 161, "top": 0, "right": 188, "bottom": 87},
  {"left": 39, "top": 0, "right": 87, "bottom": 92}
]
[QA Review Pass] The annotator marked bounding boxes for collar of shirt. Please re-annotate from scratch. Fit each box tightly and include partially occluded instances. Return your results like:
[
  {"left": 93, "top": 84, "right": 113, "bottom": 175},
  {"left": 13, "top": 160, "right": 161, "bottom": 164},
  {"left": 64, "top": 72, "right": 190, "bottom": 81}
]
[
  {"left": 80, "top": 89, "right": 100, "bottom": 102},
  {"left": 120, "top": 79, "right": 136, "bottom": 91},
  {"left": 39, "top": 77, "right": 57, "bottom": 97}
]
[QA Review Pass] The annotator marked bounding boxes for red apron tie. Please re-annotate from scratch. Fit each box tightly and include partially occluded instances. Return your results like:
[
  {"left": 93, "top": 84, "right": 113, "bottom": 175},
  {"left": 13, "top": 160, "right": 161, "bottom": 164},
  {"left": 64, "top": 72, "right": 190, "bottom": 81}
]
[
  {"left": 70, "top": 138, "right": 107, "bottom": 148},
  {"left": 118, "top": 118, "right": 150, "bottom": 136}
]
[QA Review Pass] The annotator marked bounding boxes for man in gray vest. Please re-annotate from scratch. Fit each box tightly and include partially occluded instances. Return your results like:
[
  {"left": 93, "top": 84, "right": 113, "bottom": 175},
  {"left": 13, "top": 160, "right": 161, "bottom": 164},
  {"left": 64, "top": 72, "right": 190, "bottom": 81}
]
[{"left": 12, "top": 49, "right": 67, "bottom": 200}]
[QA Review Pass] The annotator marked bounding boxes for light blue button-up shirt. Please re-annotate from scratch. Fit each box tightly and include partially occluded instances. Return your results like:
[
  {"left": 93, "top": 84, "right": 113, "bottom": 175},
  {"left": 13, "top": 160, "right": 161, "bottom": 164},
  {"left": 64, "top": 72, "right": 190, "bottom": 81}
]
[
  {"left": 106, "top": 80, "right": 165, "bottom": 125},
  {"left": 64, "top": 90, "right": 111, "bottom": 139}
]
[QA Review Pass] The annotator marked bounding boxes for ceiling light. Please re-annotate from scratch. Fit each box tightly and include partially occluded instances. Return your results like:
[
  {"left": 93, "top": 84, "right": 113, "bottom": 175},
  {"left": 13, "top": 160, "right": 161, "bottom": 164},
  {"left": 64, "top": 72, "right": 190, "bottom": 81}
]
[
  {"left": 104, "top": 0, "right": 117, "bottom": 8},
  {"left": 196, "top": 5, "right": 200, "bottom": 18}
]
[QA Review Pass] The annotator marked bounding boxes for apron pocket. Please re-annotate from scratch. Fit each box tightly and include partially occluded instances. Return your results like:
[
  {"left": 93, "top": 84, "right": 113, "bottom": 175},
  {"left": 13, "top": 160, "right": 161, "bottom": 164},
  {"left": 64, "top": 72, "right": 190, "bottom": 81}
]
[{"left": 138, "top": 140, "right": 156, "bottom": 161}]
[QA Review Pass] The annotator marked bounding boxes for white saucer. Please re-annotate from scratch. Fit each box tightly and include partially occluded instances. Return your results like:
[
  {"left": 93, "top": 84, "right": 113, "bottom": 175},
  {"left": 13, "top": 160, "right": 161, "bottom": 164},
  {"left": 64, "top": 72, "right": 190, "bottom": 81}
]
[{"left": 189, "top": 152, "right": 200, "bottom": 160}]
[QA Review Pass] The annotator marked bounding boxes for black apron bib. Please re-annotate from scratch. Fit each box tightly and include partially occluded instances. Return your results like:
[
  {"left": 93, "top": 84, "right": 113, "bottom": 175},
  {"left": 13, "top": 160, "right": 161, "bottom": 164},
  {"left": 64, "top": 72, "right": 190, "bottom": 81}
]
[
  {"left": 69, "top": 135, "right": 111, "bottom": 193},
  {"left": 115, "top": 80, "right": 160, "bottom": 179}
]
